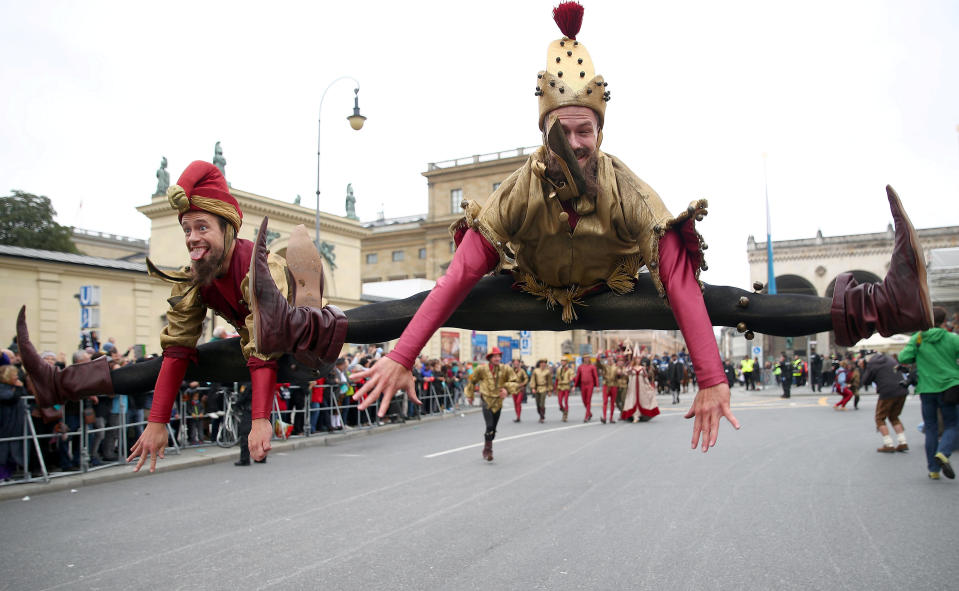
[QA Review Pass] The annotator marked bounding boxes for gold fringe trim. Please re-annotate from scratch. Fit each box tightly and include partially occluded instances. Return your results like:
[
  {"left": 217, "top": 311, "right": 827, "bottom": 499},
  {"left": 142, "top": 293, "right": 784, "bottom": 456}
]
[
  {"left": 606, "top": 254, "right": 641, "bottom": 295},
  {"left": 516, "top": 254, "right": 643, "bottom": 324}
]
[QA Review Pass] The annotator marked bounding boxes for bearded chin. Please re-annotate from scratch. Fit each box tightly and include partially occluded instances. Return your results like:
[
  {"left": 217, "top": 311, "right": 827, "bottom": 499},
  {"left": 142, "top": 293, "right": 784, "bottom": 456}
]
[
  {"left": 191, "top": 247, "right": 226, "bottom": 287},
  {"left": 545, "top": 151, "right": 600, "bottom": 199}
]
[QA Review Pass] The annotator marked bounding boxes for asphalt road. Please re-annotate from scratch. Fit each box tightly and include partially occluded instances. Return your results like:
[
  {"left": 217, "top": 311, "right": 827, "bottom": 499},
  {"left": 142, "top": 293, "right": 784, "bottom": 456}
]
[{"left": 2, "top": 387, "right": 956, "bottom": 591}]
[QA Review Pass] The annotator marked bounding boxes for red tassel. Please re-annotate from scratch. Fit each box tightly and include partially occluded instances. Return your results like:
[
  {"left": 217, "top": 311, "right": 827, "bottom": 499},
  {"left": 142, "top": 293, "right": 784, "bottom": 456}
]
[{"left": 553, "top": 2, "right": 584, "bottom": 40}]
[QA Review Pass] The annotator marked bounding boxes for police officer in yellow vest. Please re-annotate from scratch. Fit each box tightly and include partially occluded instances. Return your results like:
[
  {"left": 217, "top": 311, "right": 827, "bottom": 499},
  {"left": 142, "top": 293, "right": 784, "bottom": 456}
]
[
  {"left": 792, "top": 353, "right": 803, "bottom": 388},
  {"left": 740, "top": 357, "right": 756, "bottom": 391}
]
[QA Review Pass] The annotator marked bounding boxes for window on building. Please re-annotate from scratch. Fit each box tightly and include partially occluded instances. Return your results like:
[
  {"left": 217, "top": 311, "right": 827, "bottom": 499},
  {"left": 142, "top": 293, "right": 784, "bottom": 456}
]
[
  {"left": 365, "top": 253, "right": 377, "bottom": 265},
  {"left": 392, "top": 250, "right": 405, "bottom": 262},
  {"left": 450, "top": 188, "right": 463, "bottom": 214},
  {"left": 418, "top": 247, "right": 427, "bottom": 259}
]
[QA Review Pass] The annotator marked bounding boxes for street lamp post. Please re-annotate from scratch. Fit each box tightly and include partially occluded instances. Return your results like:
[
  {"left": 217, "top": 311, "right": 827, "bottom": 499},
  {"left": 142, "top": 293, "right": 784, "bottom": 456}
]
[{"left": 315, "top": 76, "right": 366, "bottom": 249}]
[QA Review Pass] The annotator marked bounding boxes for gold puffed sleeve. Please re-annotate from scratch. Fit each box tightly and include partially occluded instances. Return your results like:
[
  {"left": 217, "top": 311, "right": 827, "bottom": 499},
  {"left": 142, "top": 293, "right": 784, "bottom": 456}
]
[
  {"left": 160, "top": 279, "right": 207, "bottom": 351},
  {"left": 240, "top": 252, "right": 290, "bottom": 361}
]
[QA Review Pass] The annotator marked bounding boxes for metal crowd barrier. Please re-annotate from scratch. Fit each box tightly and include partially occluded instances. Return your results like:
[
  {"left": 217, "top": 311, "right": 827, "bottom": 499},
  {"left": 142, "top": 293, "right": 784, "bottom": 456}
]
[
  {"left": 0, "top": 377, "right": 472, "bottom": 487},
  {"left": 0, "top": 395, "right": 174, "bottom": 486}
]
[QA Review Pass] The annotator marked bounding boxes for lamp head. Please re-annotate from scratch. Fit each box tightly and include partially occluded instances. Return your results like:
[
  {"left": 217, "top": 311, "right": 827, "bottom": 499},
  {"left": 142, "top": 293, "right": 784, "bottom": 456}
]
[{"left": 348, "top": 87, "right": 366, "bottom": 130}]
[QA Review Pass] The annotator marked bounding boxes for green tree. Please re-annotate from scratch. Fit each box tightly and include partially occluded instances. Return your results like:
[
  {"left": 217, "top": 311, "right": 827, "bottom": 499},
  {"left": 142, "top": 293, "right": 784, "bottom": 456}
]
[{"left": 0, "top": 190, "right": 79, "bottom": 253}]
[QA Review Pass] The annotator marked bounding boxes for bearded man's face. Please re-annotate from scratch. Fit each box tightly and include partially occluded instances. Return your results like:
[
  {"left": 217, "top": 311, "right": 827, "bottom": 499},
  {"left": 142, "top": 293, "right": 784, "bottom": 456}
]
[
  {"left": 544, "top": 106, "right": 601, "bottom": 197},
  {"left": 181, "top": 211, "right": 229, "bottom": 286},
  {"left": 551, "top": 106, "right": 599, "bottom": 168}
]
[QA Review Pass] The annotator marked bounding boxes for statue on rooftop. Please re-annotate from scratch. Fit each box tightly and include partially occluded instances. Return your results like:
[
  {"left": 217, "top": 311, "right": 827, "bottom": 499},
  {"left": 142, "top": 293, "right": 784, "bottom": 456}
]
[
  {"left": 213, "top": 141, "right": 228, "bottom": 183},
  {"left": 154, "top": 156, "right": 169, "bottom": 196},
  {"left": 345, "top": 183, "right": 358, "bottom": 220}
]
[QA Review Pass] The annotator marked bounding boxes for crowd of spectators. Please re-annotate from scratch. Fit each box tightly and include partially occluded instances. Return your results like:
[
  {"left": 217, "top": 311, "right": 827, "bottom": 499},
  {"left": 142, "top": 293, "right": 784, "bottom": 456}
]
[{"left": 0, "top": 330, "right": 152, "bottom": 481}]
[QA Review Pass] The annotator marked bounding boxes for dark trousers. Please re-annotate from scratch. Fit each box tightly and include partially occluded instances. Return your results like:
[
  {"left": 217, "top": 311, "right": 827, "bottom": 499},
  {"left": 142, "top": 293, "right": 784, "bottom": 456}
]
[
  {"left": 781, "top": 376, "right": 791, "bottom": 397},
  {"left": 237, "top": 403, "right": 252, "bottom": 462},
  {"left": 482, "top": 400, "right": 501, "bottom": 441}
]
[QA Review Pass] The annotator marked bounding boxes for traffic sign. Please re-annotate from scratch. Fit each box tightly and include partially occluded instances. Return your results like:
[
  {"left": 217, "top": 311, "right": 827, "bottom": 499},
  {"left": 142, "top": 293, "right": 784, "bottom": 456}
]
[
  {"left": 79, "top": 285, "right": 101, "bottom": 307},
  {"left": 80, "top": 307, "right": 100, "bottom": 329},
  {"left": 752, "top": 346, "right": 761, "bottom": 356}
]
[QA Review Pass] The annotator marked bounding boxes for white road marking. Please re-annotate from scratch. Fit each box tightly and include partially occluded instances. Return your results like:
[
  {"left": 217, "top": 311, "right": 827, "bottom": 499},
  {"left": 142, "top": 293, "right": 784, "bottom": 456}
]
[{"left": 424, "top": 421, "right": 599, "bottom": 458}]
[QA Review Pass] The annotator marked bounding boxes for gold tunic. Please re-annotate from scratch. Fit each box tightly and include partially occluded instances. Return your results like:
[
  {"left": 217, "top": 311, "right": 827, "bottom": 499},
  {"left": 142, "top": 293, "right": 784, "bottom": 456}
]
[
  {"left": 599, "top": 360, "right": 618, "bottom": 385},
  {"left": 451, "top": 146, "right": 708, "bottom": 322},
  {"left": 513, "top": 366, "right": 529, "bottom": 393},
  {"left": 615, "top": 366, "right": 629, "bottom": 389},
  {"left": 555, "top": 365, "right": 575, "bottom": 390},
  {"left": 147, "top": 252, "right": 291, "bottom": 362},
  {"left": 531, "top": 367, "right": 552, "bottom": 395},
  {"left": 468, "top": 363, "right": 521, "bottom": 413}
]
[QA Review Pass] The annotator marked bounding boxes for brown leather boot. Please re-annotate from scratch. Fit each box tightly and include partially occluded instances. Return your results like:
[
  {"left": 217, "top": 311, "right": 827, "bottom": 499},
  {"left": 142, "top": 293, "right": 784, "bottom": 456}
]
[
  {"left": 250, "top": 217, "right": 348, "bottom": 369},
  {"left": 483, "top": 440, "right": 493, "bottom": 462},
  {"left": 831, "top": 186, "right": 934, "bottom": 346},
  {"left": 16, "top": 306, "right": 113, "bottom": 407}
]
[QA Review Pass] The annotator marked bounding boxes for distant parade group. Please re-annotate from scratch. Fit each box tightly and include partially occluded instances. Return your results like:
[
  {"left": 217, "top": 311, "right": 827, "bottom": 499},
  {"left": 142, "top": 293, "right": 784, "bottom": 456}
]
[{"left": 415, "top": 343, "right": 675, "bottom": 461}]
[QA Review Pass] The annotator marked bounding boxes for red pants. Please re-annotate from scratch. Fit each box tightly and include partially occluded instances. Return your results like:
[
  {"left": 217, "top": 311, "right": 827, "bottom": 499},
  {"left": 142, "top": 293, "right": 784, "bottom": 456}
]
[
  {"left": 603, "top": 386, "right": 617, "bottom": 421},
  {"left": 581, "top": 386, "right": 595, "bottom": 419},
  {"left": 557, "top": 389, "right": 570, "bottom": 412},
  {"left": 835, "top": 387, "right": 854, "bottom": 408},
  {"left": 513, "top": 393, "right": 523, "bottom": 418}
]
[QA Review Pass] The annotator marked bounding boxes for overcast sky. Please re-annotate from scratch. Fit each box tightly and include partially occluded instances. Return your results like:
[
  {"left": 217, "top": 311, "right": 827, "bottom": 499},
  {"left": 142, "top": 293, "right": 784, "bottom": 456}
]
[{"left": 2, "top": 0, "right": 957, "bottom": 289}]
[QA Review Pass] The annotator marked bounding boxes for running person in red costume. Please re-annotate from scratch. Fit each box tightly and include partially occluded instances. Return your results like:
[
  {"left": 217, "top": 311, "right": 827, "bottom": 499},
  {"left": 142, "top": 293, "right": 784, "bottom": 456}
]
[{"left": 575, "top": 357, "right": 599, "bottom": 423}]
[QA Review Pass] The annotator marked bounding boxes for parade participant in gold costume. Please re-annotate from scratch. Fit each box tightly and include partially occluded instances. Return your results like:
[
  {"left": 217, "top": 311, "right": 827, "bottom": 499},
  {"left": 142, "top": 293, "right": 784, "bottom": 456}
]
[
  {"left": 600, "top": 355, "right": 619, "bottom": 424},
  {"left": 531, "top": 359, "right": 553, "bottom": 423},
  {"left": 554, "top": 357, "right": 575, "bottom": 422},
  {"left": 510, "top": 358, "right": 529, "bottom": 422},
  {"left": 468, "top": 348, "right": 521, "bottom": 461}
]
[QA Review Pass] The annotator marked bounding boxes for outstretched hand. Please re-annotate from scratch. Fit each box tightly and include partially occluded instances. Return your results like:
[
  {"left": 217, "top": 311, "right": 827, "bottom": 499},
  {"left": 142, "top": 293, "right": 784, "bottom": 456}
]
[
  {"left": 351, "top": 357, "right": 421, "bottom": 417},
  {"left": 248, "top": 418, "right": 273, "bottom": 461},
  {"left": 684, "top": 382, "right": 740, "bottom": 453},
  {"left": 128, "top": 421, "right": 169, "bottom": 473}
]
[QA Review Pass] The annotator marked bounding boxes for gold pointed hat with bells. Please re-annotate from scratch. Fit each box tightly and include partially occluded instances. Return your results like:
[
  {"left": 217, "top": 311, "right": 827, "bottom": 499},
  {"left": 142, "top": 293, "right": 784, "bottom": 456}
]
[
  {"left": 536, "top": 1, "right": 609, "bottom": 133},
  {"left": 535, "top": 2, "right": 610, "bottom": 203}
]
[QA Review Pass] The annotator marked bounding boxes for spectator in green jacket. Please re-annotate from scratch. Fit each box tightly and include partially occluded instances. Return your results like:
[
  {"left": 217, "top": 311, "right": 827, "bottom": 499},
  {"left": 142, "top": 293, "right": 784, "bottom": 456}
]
[{"left": 898, "top": 307, "right": 959, "bottom": 480}]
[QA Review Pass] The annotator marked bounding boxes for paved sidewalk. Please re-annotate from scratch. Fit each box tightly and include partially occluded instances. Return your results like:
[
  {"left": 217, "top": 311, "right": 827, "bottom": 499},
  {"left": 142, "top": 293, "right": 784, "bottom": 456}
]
[{"left": 0, "top": 407, "right": 480, "bottom": 502}]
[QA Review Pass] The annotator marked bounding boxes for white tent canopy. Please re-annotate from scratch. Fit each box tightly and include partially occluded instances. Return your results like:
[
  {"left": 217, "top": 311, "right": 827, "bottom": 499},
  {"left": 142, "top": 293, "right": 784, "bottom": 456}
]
[{"left": 929, "top": 247, "right": 959, "bottom": 304}]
